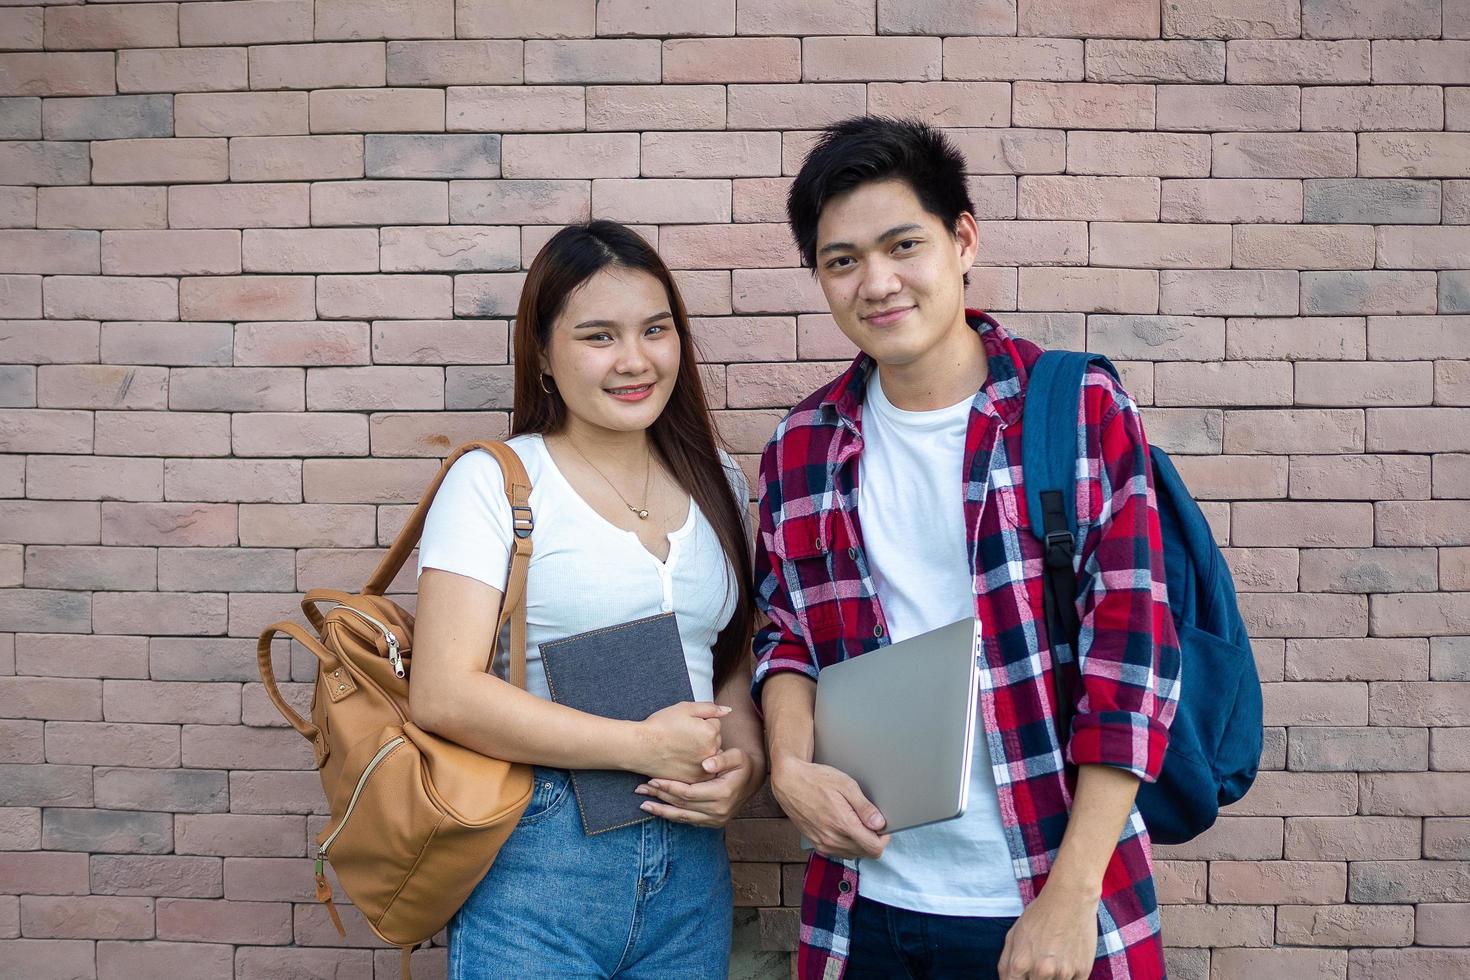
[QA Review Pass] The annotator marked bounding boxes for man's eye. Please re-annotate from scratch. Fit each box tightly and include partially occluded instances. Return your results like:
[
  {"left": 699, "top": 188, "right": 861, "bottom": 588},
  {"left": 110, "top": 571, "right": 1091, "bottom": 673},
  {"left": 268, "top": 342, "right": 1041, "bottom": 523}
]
[
  {"left": 895, "top": 239, "right": 919, "bottom": 252},
  {"left": 826, "top": 256, "right": 855, "bottom": 270}
]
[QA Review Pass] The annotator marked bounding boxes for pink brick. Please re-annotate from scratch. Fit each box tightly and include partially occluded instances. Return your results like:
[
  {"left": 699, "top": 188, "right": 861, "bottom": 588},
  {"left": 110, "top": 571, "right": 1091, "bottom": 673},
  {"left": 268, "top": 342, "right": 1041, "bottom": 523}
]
[
  {"left": 47, "top": 721, "right": 182, "bottom": 768},
  {"left": 1214, "top": 133, "right": 1358, "bottom": 178},
  {"left": 386, "top": 39, "right": 523, "bottom": 86},
  {"left": 1372, "top": 592, "right": 1470, "bottom": 636},
  {"left": 802, "top": 36, "right": 940, "bottom": 82},
  {"left": 1155, "top": 360, "right": 1292, "bottom": 406},
  {"left": 450, "top": 179, "right": 589, "bottom": 224},
  {"left": 1067, "top": 131, "right": 1210, "bottom": 177},
  {"left": 1238, "top": 592, "right": 1369, "bottom": 638},
  {"left": 1164, "top": 0, "right": 1300, "bottom": 39},
  {"left": 1213, "top": 948, "right": 1348, "bottom": 980},
  {"left": 1417, "top": 904, "right": 1470, "bottom": 946},
  {"left": 1018, "top": 267, "right": 1158, "bottom": 314},
  {"left": 314, "top": 0, "right": 452, "bottom": 40},
  {"left": 168, "top": 366, "right": 305, "bottom": 412},
  {"left": 1284, "top": 815, "right": 1420, "bottom": 861},
  {"left": 732, "top": 176, "right": 790, "bottom": 222},
  {"left": 117, "top": 46, "right": 249, "bottom": 94},
  {"left": 1369, "top": 408, "right": 1470, "bottom": 453},
  {"left": 736, "top": 0, "right": 872, "bottom": 35},
  {"left": 371, "top": 319, "right": 506, "bottom": 364},
  {"left": 1019, "top": 176, "right": 1159, "bottom": 221},
  {"left": 1367, "top": 316, "right": 1470, "bottom": 360},
  {"left": 238, "top": 947, "right": 376, "bottom": 979},
  {"left": 15, "top": 634, "right": 151, "bottom": 679},
  {"left": 93, "top": 590, "right": 229, "bottom": 635},
  {"left": 1210, "top": 860, "right": 1347, "bottom": 904},
  {"left": 587, "top": 85, "right": 725, "bottom": 131},
  {"left": 1350, "top": 949, "right": 1470, "bottom": 979},
  {"left": 942, "top": 37, "right": 1081, "bottom": 82},
  {"left": 100, "top": 502, "right": 237, "bottom": 548},
  {"left": 311, "top": 180, "right": 447, "bottom": 226},
  {"left": 1378, "top": 226, "right": 1470, "bottom": 269},
  {"left": 0, "top": 408, "right": 92, "bottom": 455},
  {"left": 1234, "top": 225, "right": 1375, "bottom": 270},
  {"left": 168, "top": 183, "right": 310, "bottom": 229},
  {"left": 1161, "top": 178, "right": 1301, "bottom": 223},
  {"left": 234, "top": 320, "right": 371, "bottom": 369},
  {"left": 1019, "top": 0, "right": 1158, "bottom": 38},
  {"left": 302, "top": 457, "right": 438, "bottom": 504},
  {"left": 101, "top": 321, "right": 231, "bottom": 367},
  {"left": 26, "top": 454, "right": 164, "bottom": 500},
  {"left": 0, "top": 185, "right": 37, "bottom": 228},
  {"left": 315, "top": 275, "right": 452, "bottom": 320},
  {"left": 595, "top": 0, "right": 733, "bottom": 36},
  {"left": 44, "top": 275, "right": 177, "bottom": 321},
  {"left": 866, "top": 81, "right": 1010, "bottom": 128},
  {"left": 310, "top": 87, "right": 444, "bottom": 135},
  {"left": 176, "top": 812, "right": 305, "bottom": 857},
  {"left": 1303, "top": 0, "right": 1439, "bottom": 38},
  {"left": 524, "top": 38, "right": 659, "bottom": 84},
  {"left": 1296, "top": 361, "right": 1432, "bottom": 407},
  {"left": 1360, "top": 133, "right": 1470, "bottom": 178},
  {"left": 0, "top": 52, "right": 116, "bottom": 97},
  {"left": 0, "top": 142, "right": 89, "bottom": 186},
  {"left": 241, "top": 229, "right": 377, "bottom": 275},
  {"left": 1377, "top": 499, "right": 1470, "bottom": 546},
  {"left": 1160, "top": 270, "right": 1298, "bottom": 316},
  {"left": 641, "top": 131, "right": 781, "bottom": 178},
  {"left": 230, "top": 135, "right": 363, "bottom": 182},
  {"left": 94, "top": 411, "right": 231, "bottom": 458},
  {"left": 446, "top": 85, "right": 584, "bottom": 132},
  {"left": 456, "top": 0, "right": 594, "bottom": 39},
  {"left": 180, "top": 276, "right": 315, "bottom": 322},
  {"left": 689, "top": 316, "right": 797, "bottom": 363},
  {"left": 232, "top": 413, "right": 368, "bottom": 458},
  {"left": 727, "top": 83, "right": 868, "bottom": 129},
  {"left": 90, "top": 854, "right": 222, "bottom": 899},
  {"left": 1084, "top": 39, "right": 1224, "bottom": 82},
  {"left": 662, "top": 37, "right": 800, "bottom": 83},
  {"left": 368, "top": 411, "right": 508, "bottom": 457},
  {"left": 1160, "top": 84, "right": 1300, "bottom": 132},
  {"left": 1090, "top": 222, "right": 1228, "bottom": 268},
  {"left": 45, "top": 3, "right": 177, "bottom": 51},
  {"left": 157, "top": 545, "right": 296, "bottom": 591},
  {"left": 0, "top": 675, "right": 100, "bottom": 720},
  {"left": 501, "top": 132, "right": 638, "bottom": 179},
  {"left": 659, "top": 223, "right": 798, "bottom": 271},
  {"left": 0, "top": 230, "right": 98, "bottom": 275},
  {"left": 178, "top": 1, "right": 311, "bottom": 45},
  {"left": 249, "top": 41, "right": 385, "bottom": 89},
  {"left": 38, "top": 186, "right": 166, "bottom": 231},
  {"left": 97, "top": 940, "right": 233, "bottom": 980},
  {"left": 593, "top": 178, "right": 731, "bottom": 224},
  {"left": 101, "top": 230, "right": 241, "bottom": 277},
  {"left": 1278, "top": 904, "right": 1414, "bottom": 947},
  {"left": 0, "top": 851, "right": 89, "bottom": 894},
  {"left": 1226, "top": 316, "right": 1363, "bottom": 362},
  {"left": 155, "top": 897, "right": 292, "bottom": 945},
  {"left": 1160, "top": 904, "right": 1274, "bottom": 947},
  {"left": 174, "top": 92, "right": 306, "bottom": 138},
  {"left": 973, "top": 220, "right": 1084, "bottom": 266},
  {"left": 1303, "top": 85, "right": 1443, "bottom": 132},
  {"left": 19, "top": 894, "right": 154, "bottom": 940},
  {"left": 92, "top": 138, "right": 228, "bottom": 185},
  {"left": 0, "top": 500, "right": 100, "bottom": 545},
  {"left": 1226, "top": 39, "right": 1371, "bottom": 84}
]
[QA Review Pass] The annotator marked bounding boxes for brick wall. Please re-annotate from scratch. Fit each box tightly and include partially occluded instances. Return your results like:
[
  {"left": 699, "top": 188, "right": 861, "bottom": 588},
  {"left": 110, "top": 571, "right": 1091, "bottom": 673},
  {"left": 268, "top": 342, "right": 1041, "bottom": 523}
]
[{"left": 1, "top": 0, "right": 1468, "bottom": 977}]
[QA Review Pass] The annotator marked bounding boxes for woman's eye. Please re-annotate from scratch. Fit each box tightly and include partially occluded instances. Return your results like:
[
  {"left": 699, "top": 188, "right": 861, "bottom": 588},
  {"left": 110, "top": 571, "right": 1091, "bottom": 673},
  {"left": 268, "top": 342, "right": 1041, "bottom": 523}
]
[
  {"left": 587, "top": 332, "right": 611, "bottom": 342},
  {"left": 646, "top": 324, "right": 668, "bottom": 336}
]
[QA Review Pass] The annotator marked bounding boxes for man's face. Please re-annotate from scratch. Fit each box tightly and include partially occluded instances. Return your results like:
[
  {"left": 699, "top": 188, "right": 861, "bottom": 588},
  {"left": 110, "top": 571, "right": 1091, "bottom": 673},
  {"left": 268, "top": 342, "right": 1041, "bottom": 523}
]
[{"left": 812, "top": 178, "right": 978, "bottom": 369}]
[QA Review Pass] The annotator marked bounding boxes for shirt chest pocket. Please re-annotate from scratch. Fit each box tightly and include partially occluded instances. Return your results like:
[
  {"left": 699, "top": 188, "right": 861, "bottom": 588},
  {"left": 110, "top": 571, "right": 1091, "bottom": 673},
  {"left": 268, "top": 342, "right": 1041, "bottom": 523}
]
[{"left": 770, "top": 512, "right": 845, "bottom": 643}]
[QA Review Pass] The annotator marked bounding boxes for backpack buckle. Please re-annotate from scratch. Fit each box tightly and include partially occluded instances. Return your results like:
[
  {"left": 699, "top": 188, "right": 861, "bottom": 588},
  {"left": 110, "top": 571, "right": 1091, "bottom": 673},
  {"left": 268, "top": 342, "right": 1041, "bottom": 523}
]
[
  {"left": 1044, "top": 529, "right": 1074, "bottom": 568},
  {"left": 511, "top": 505, "right": 534, "bottom": 539}
]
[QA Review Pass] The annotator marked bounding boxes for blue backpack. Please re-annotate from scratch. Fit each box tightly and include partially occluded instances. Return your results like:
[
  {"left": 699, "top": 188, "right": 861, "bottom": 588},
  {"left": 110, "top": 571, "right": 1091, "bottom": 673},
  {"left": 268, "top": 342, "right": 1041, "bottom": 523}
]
[{"left": 1021, "top": 350, "right": 1262, "bottom": 845}]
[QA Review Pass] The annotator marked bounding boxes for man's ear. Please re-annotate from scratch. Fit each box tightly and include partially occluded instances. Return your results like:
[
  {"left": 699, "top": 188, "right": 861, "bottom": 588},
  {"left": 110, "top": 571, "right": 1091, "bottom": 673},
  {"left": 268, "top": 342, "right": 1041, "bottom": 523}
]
[{"left": 953, "top": 211, "right": 980, "bottom": 269}]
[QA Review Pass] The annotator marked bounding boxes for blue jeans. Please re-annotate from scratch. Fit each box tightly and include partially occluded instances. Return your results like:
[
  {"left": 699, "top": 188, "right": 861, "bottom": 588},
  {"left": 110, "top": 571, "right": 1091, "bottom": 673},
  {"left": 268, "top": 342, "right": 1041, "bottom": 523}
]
[
  {"left": 845, "top": 896, "right": 1019, "bottom": 980},
  {"left": 449, "top": 767, "right": 733, "bottom": 979}
]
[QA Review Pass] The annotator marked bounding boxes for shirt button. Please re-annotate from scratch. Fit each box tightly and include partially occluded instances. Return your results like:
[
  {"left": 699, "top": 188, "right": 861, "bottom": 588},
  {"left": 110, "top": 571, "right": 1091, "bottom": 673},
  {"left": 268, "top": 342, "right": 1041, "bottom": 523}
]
[
  {"left": 814, "top": 536, "right": 824, "bottom": 551},
  {"left": 838, "top": 880, "right": 852, "bottom": 894},
  {"left": 847, "top": 547, "right": 857, "bottom": 560},
  {"left": 873, "top": 623, "right": 885, "bottom": 638}
]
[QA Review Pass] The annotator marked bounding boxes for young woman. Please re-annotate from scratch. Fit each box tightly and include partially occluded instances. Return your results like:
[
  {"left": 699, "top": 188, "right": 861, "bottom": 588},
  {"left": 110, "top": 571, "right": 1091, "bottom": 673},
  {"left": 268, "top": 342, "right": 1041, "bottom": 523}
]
[{"left": 409, "top": 220, "right": 764, "bottom": 979}]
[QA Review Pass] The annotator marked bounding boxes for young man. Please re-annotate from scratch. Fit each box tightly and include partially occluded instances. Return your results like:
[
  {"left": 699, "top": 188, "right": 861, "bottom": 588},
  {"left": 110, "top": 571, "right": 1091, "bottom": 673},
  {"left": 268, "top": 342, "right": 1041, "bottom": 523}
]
[{"left": 753, "top": 116, "right": 1181, "bottom": 980}]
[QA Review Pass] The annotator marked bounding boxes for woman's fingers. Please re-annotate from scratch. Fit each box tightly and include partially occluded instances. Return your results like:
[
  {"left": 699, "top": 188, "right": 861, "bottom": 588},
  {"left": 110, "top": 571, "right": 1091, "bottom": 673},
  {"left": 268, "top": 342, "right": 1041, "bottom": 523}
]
[
  {"left": 638, "top": 798, "right": 715, "bottom": 826},
  {"left": 699, "top": 746, "right": 748, "bottom": 775}
]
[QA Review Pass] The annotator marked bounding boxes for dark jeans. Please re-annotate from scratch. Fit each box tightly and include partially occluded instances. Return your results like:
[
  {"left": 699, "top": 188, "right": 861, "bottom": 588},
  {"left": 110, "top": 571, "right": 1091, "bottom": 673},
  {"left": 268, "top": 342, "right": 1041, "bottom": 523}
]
[{"left": 845, "top": 895, "right": 1018, "bottom": 980}]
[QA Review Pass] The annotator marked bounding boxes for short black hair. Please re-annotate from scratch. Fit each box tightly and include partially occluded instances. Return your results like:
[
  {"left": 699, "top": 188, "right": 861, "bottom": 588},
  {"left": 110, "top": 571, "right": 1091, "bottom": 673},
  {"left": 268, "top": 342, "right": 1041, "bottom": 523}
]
[{"left": 786, "top": 116, "right": 975, "bottom": 271}]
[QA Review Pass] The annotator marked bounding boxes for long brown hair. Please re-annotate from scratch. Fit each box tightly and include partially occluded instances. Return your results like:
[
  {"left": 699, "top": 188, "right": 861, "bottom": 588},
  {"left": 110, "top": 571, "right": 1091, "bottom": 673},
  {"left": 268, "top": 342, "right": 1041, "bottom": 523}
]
[{"left": 511, "top": 221, "right": 754, "bottom": 693}]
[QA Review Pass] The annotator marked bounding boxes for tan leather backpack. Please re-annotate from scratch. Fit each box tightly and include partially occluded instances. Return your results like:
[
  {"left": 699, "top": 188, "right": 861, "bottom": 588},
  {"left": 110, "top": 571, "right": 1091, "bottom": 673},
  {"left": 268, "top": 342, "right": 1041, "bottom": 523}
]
[{"left": 255, "top": 441, "right": 536, "bottom": 978}]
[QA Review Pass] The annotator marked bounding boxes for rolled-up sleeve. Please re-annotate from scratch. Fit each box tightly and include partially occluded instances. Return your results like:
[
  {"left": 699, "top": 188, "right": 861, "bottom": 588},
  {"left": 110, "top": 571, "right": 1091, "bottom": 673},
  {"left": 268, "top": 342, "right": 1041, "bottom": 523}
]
[
  {"left": 1065, "top": 381, "right": 1181, "bottom": 782},
  {"left": 750, "top": 440, "right": 819, "bottom": 710}
]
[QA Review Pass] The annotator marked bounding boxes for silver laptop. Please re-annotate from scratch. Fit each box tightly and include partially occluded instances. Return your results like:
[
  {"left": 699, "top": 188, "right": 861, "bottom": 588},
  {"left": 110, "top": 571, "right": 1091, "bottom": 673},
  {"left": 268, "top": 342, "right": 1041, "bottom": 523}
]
[{"left": 813, "top": 617, "right": 981, "bottom": 835}]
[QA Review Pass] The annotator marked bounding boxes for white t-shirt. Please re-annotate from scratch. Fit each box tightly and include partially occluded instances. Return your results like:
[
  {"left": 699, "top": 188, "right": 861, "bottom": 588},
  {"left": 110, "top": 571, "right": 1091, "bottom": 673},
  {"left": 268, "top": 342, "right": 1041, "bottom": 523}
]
[
  {"left": 416, "top": 433, "right": 747, "bottom": 704},
  {"left": 854, "top": 370, "right": 1025, "bottom": 917}
]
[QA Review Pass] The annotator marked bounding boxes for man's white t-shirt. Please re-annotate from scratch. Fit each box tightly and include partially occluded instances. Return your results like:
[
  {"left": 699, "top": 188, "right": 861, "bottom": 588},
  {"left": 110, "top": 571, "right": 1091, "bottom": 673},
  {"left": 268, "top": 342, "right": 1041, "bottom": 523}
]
[
  {"left": 416, "top": 433, "right": 746, "bottom": 703},
  {"left": 854, "top": 369, "right": 1025, "bottom": 917}
]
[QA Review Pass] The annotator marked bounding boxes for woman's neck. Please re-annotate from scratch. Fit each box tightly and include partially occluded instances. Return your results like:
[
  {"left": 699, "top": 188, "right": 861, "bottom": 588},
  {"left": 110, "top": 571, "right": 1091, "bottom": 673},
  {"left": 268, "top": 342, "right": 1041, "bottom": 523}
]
[{"left": 554, "top": 418, "right": 653, "bottom": 473}]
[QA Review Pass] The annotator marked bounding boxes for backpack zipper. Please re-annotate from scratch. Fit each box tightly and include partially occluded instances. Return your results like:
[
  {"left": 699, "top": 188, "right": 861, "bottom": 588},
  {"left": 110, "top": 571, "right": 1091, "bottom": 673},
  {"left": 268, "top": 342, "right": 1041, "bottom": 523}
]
[
  {"left": 330, "top": 603, "right": 404, "bottom": 677},
  {"left": 317, "top": 734, "right": 406, "bottom": 865}
]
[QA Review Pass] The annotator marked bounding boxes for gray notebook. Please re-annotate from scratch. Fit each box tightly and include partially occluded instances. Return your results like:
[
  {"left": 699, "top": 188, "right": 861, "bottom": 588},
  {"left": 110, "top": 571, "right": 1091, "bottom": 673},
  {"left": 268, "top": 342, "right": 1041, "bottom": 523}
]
[{"left": 538, "top": 612, "right": 694, "bottom": 835}]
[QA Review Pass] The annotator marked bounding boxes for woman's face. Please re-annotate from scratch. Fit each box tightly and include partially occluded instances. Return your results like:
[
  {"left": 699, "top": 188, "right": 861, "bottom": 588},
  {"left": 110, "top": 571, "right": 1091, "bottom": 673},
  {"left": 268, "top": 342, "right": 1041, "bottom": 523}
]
[{"left": 542, "top": 264, "right": 683, "bottom": 437}]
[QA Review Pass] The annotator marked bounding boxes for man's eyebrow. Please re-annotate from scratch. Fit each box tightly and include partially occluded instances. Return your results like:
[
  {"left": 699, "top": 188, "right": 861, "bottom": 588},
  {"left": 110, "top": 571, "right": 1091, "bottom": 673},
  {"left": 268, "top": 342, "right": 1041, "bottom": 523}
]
[
  {"left": 816, "top": 223, "right": 925, "bottom": 257},
  {"left": 572, "top": 311, "right": 673, "bottom": 331}
]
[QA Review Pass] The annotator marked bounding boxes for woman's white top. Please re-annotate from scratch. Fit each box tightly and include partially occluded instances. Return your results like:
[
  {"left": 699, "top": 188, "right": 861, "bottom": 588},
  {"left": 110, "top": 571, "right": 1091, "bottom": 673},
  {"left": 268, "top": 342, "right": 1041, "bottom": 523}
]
[{"left": 416, "top": 433, "right": 748, "bottom": 703}]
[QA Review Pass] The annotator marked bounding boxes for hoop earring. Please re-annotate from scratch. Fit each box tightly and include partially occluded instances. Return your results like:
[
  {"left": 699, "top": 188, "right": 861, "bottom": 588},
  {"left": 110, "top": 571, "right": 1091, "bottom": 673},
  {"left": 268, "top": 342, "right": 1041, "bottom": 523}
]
[{"left": 539, "top": 374, "right": 554, "bottom": 395}]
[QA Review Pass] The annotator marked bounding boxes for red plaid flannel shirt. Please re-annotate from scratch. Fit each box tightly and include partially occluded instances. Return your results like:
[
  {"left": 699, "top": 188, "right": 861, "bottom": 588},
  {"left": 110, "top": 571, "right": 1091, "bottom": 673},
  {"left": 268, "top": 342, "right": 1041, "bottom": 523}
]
[{"left": 752, "top": 313, "right": 1180, "bottom": 980}]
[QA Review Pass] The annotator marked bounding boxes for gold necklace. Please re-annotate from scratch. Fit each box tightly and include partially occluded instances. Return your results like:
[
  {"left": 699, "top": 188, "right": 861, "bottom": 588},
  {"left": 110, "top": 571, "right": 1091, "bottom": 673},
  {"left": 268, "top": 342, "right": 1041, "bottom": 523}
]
[{"left": 566, "top": 437, "right": 653, "bottom": 520}]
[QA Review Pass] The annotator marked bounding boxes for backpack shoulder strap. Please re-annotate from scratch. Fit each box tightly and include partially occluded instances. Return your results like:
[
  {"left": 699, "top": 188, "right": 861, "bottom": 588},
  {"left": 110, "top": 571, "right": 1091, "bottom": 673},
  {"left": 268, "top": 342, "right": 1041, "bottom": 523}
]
[{"left": 362, "top": 441, "right": 535, "bottom": 690}]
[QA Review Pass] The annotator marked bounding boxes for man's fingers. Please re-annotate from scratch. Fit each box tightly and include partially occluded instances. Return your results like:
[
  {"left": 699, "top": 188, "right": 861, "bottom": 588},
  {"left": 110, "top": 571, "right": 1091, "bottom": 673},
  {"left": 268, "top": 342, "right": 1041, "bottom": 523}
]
[
  {"left": 638, "top": 799, "right": 713, "bottom": 826},
  {"left": 837, "top": 779, "right": 886, "bottom": 832},
  {"left": 684, "top": 701, "right": 732, "bottom": 720}
]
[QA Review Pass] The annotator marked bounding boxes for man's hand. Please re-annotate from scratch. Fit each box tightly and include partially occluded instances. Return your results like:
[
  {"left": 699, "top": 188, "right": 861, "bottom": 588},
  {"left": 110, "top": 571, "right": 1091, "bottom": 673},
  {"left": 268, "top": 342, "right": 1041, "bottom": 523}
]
[
  {"left": 770, "top": 756, "right": 890, "bottom": 860},
  {"left": 997, "top": 879, "right": 1099, "bottom": 980}
]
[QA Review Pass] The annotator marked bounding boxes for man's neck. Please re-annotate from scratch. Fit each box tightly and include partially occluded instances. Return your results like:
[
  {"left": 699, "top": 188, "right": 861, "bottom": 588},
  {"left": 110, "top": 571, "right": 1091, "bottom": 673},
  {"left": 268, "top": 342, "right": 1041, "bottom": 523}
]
[{"left": 873, "top": 315, "right": 989, "bottom": 412}]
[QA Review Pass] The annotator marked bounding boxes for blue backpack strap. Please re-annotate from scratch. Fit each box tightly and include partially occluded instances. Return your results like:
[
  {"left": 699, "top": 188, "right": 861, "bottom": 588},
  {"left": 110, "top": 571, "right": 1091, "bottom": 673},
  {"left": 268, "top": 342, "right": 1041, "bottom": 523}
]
[{"left": 1020, "top": 350, "right": 1121, "bottom": 736}]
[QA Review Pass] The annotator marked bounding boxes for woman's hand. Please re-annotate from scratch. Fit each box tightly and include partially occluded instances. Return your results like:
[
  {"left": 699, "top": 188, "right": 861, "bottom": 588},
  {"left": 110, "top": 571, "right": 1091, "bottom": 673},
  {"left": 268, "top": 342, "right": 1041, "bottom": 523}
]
[
  {"left": 633, "top": 701, "right": 729, "bottom": 783},
  {"left": 634, "top": 746, "right": 759, "bottom": 828}
]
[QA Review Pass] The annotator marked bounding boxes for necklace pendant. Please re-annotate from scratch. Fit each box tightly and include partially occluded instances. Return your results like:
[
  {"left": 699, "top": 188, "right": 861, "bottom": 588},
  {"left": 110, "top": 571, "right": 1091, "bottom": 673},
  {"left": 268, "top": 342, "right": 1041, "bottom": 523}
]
[{"left": 636, "top": 509, "right": 650, "bottom": 520}]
